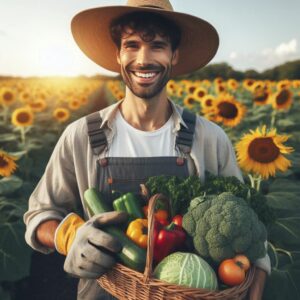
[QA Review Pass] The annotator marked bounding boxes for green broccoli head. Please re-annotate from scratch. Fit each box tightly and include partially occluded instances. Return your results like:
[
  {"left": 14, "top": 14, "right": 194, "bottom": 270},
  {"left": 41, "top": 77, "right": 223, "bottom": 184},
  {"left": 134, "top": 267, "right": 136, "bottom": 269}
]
[{"left": 182, "top": 192, "right": 268, "bottom": 264}]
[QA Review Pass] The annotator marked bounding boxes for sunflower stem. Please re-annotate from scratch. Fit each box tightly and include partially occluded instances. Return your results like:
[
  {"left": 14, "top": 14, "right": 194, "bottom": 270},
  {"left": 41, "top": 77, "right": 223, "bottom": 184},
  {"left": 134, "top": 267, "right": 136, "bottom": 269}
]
[
  {"left": 20, "top": 127, "right": 26, "bottom": 146},
  {"left": 256, "top": 175, "right": 262, "bottom": 192},
  {"left": 248, "top": 173, "right": 255, "bottom": 189},
  {"left": 270, "top": 110, "right": 277, "bottom": 128}
]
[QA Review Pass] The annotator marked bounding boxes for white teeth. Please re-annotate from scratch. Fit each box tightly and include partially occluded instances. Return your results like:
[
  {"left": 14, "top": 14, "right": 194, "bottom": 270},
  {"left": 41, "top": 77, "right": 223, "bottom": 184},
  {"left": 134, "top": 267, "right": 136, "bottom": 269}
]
[{"left": 134, "top": 72, "right": 156, "bottom": 78}]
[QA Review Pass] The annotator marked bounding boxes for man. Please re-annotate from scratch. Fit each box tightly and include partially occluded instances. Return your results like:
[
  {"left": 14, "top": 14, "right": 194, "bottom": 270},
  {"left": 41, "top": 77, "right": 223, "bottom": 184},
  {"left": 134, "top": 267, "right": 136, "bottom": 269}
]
[{"left": 24, "top": 0, "right": 271, "bottom": 299}]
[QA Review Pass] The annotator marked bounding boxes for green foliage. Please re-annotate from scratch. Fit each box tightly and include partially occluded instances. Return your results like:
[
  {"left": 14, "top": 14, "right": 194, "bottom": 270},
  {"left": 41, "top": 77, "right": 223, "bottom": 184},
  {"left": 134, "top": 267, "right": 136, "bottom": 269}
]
[
  {"left": 0, "top": 221, "right": 32, "bottom": 281},
  {"left": 182, "top": 192, "right": 267, "bottom": 264},
  {"left": 177, "top": 60, "right": 300, "bottom": 80}
]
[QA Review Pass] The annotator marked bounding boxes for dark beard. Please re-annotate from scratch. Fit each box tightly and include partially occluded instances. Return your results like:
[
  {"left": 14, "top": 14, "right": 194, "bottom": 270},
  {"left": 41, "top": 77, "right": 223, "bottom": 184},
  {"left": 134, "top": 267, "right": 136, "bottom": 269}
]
[{"left": 120, "top": 63, "right": 172, "bottom": 99}]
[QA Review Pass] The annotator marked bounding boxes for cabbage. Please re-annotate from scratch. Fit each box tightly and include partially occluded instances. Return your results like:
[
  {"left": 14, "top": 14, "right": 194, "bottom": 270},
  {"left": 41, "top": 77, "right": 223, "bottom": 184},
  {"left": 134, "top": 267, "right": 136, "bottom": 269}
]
[{"left": 153, "top": 252, "right": 218, "bottom": 290}]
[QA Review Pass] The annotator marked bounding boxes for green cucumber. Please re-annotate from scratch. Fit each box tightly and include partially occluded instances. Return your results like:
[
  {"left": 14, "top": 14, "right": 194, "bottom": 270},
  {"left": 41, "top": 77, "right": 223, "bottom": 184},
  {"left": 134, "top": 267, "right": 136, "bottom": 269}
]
[{"left": 84, "top": 188, "right": 146, "bottom": 272}]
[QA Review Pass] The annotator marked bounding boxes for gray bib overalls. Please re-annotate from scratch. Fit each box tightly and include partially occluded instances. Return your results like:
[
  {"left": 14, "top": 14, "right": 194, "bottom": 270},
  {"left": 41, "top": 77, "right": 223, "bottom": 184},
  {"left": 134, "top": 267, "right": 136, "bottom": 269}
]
[{"left": 78, "top": 109, "right": 196, "bottom": 300}]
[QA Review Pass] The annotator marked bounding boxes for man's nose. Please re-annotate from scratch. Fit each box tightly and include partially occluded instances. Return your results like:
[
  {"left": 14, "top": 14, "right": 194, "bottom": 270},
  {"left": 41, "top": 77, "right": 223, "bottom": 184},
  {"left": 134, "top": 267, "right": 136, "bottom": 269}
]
[{"left": 136, "top": 46, "right": 151, "bottom": 66}]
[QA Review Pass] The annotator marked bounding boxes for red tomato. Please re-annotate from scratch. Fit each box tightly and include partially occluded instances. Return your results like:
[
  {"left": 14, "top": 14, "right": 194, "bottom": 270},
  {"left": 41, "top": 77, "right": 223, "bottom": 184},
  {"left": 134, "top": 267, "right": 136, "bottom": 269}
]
[
  {"left": 218, "top": 259, "right": 245, "bottom": 286},
  {"left": 234, "top": 255, "right": 250, "bottom": 271},
  {"left": 172, "top": 215, "right": 183, "bottom": 227}
]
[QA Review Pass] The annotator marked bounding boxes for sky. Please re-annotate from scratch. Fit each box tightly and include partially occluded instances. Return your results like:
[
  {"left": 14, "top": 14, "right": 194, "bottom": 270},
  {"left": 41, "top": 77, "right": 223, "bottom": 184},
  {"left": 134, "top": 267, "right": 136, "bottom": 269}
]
[{"left": 0, "top": 0, "right": 300, "bottom": 77}]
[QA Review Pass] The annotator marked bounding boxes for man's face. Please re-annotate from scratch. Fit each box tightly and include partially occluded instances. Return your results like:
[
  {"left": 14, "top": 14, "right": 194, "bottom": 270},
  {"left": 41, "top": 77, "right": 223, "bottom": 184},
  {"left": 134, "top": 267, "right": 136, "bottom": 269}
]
[{"left": 116, "top": 28, "right": 179, "bottom": 99}]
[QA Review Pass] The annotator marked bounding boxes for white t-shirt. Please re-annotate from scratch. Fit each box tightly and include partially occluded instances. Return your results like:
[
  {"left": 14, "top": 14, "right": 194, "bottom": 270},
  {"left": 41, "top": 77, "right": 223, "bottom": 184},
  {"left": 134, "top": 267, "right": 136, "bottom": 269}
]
[{"left": 108, "top": 110, "right": 177, "bottom": 157}]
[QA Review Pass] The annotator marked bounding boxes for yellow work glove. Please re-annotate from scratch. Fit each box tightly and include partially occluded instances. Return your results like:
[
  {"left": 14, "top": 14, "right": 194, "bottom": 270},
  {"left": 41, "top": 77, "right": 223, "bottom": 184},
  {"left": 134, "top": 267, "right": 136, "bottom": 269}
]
[
  {"left": 54, "top": 211, "right": 127, "bottom": 278},
  {"left": 54, "top": 213, "right": 85, "bottom": 255}
]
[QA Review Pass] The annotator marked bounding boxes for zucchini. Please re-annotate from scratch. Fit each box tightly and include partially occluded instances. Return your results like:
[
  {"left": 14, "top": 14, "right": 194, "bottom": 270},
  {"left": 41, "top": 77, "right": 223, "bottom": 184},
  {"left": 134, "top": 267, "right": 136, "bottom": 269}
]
[{"left": 84, "top": 188, "right": 146, "bottom": 272}]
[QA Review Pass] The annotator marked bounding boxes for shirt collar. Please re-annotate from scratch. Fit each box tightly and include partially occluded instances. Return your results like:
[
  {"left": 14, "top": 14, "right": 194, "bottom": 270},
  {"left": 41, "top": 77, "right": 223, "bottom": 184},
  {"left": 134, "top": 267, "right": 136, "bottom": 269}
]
[{"left": 99, "top": 98, "right": 188, "bottom": 131}]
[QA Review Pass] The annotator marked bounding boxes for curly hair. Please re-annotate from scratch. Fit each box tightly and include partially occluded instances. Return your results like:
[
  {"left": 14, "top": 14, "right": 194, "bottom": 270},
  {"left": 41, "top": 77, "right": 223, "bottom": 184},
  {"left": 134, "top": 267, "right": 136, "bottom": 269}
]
[{"left": 110, "top": 11, "right": 181, "bottom": 51}]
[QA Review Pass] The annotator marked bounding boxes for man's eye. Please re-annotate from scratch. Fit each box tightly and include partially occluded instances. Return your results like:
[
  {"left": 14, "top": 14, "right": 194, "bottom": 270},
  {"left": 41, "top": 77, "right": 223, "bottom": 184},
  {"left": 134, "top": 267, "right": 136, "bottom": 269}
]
[{"left": 125, "top": 44, "right": 138, "bottom": 49}]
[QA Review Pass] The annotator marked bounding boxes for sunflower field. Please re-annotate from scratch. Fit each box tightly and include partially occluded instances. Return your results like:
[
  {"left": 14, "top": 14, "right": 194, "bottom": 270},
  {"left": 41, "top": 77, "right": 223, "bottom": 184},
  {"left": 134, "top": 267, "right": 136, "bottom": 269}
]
[
  {"left": 0, "top": 77, "right": 103, "bottom": 298},
  {"left": 1, "top": 76, "right": 300, "bottom": 299}
]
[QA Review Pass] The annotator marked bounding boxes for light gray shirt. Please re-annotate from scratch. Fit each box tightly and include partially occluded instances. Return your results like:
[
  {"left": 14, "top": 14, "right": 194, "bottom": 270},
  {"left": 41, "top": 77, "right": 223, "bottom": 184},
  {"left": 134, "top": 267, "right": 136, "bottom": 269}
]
[{"left": 24, "top": 99, "right": 271, "bottom": 274}]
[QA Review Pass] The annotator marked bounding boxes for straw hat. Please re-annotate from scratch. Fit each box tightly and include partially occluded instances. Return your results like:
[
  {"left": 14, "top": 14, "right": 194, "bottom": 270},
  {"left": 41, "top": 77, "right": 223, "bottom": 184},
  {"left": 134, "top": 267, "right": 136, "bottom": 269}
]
[{"left": 71, "top": 0, "right": 219, "bottom": 76}]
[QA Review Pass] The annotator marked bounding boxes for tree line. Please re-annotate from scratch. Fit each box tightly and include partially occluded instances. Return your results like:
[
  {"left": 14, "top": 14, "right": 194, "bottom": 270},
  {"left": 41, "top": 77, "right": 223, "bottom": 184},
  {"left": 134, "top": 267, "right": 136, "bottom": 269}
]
[{"left": 178, "top": 60, "right": 300, "bottom": 81}]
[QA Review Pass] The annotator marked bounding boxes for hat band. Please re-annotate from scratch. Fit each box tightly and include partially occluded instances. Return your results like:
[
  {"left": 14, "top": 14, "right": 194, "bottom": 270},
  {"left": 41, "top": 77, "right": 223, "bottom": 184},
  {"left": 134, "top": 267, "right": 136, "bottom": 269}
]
[{"left": 139, "top": 5, "right": 166, "bottom": 9}]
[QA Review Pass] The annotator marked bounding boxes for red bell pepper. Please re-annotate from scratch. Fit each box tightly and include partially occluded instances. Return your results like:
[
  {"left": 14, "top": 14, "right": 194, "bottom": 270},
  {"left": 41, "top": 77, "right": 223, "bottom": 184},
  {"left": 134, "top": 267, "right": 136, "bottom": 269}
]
[
  {"left": 153, "top": 221, "right": 186, "bottom": 263},
  {"left": 172, "top": 215, "right": 183, "bottom": 227}
]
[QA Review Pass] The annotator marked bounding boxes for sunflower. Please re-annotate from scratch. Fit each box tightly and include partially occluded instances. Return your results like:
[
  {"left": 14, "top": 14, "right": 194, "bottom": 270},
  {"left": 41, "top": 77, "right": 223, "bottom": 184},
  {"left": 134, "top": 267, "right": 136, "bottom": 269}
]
[
  {"left": 214, "top": 77, "right": 223, "bottom": 85},
  {"left": 183, "top": 95, "right": 198, "bottom": 109},
  {"left": 276, "top": 79, "right": 291, "bottom": 90},
  {"left": 201, "top": 79, "right": 211, "bottom": 88},
  {"left": 167, "top": 80, "right": 177, "bottom": 96},
  {"left": 176, "top": 87, "right": 184, "bottom": 98},
  {"left": 201, "top": 94, "right": 215, "bottom": 109},
  {"left": 250, "top": 81, "right": 265, "bottom": 93},
  {"left": 227, "top": 79, "right": 239, "bottom": 90},
  {"left": 53, "top": 108, "right": 70, "bottom": 123},
  {"left": 28, "top": 99, "right": 47, "bottom": 112},
  {"left": 68, "top": 99, "right": 81, "bottom": 111},
  {"left": 0, "top": 150, "right": 18, "bottom": 177},
  {"left": 206, "top": 94, "right": 246, "bottom": 127},
  {"left": 215, "top": 83, "right": 227, "bottom": 94},
  {"left": 292, "top": 80, "right": 300, "bottom": 89},
  {"left": 243, "top": 79, "right": 255, "bottom": 91},
  {"left": 19, "top": 90, "right": 32, "bottom": 103},
  {"left": 185, "top": 82, "right": 199, "bottom": 95},
  {"left": 236, "top": 126, "right": 294, "bottom": 179},
  {"left": 11, "top": 107, "right": 34, "bottom": 127},
  {"left": 193, "top": 87, "right": 207, "bottom": 102},
  {"left": 0, "top": 88, "right": 16, "bottom": 106},
  {"left": 253, "top": 89, "right": 270, "bottom": 105},
  {"left": 271, "top": 88, "right": 293, "bottom": 110}
]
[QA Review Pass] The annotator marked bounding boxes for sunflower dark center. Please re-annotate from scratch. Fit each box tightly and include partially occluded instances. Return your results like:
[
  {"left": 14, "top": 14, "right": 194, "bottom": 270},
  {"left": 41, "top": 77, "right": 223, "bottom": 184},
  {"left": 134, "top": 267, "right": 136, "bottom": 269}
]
[
  {"left": 17, "top": 112, "right": 30, "bottom": 123},
  {"left": 254, "top": 92, "right": 268, "bottom": 103},
  {"left": 276, "top": 90, "right": 290, "bottom": 105},
  {"left": 187, "top": 97, "right": 196, "bottom": 104},
  {"left": 206, "top": 99, "right": 213, "bottom": 106},
  {"left": 57, "top": 111, "right": 66, "bottom": 118},
  {"left": 218, "top": 102, "right": 238, "bottom": 119},
  {"left": 0, "top": 156, "right": 8, "bottom": 168},
  {"left": 31, "top": 102, "right": 42, "bottom": 108},
  {"left": 248, "top": 137, "right": 280, "bottom": 163},
  {"left": 197, "top": 91, "right": 205, "bottom": 97},
  {"left": 189, "top": 87, "right": 196, "bottom": 94},
  {"left": 4, "top": 92, "right": 13, "bottom": 101}
]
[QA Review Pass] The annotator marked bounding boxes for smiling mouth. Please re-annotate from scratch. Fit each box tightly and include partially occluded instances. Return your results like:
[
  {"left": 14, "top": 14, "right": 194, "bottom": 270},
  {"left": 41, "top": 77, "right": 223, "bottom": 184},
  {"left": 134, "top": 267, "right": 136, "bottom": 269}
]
[{"left": 131, "top": 71, "right": 160, "bottom": 83}]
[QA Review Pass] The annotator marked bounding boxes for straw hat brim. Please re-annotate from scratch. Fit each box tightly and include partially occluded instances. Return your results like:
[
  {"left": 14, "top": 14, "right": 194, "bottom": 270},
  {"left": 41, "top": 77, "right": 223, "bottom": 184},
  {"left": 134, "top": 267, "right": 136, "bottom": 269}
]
[{"left": 71, "top": 6, "right": 219, "bottom": 76}]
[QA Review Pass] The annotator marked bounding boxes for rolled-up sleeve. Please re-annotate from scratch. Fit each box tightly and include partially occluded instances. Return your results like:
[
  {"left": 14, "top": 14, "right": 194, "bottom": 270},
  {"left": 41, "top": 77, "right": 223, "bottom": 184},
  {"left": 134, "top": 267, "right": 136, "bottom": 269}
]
[
  {"left": 217, "top": 129, "right": 243, "bottom": 182},
  {"left": 24, "top": 125, "right": 80, "bottom": 254}
]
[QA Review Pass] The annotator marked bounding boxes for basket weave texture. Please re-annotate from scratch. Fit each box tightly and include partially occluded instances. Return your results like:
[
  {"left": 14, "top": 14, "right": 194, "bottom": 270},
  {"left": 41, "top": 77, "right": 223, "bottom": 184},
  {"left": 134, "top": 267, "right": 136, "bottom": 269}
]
[{"left": 98, "top": 193, "right": 255, "bottom": 299}]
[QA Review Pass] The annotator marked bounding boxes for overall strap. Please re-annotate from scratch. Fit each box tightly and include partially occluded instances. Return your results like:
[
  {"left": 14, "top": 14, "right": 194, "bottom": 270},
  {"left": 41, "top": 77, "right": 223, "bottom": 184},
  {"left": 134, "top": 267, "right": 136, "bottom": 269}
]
[
  {"left": 86, "top": 112, "right": 107, "bottom": 155},
  {"left": 176, "top": 109, "right": 196, "bottom": 154}
]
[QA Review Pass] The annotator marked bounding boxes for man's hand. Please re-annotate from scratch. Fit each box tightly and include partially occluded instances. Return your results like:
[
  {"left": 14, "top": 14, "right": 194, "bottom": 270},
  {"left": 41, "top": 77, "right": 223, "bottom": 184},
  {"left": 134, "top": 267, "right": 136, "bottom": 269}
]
[
  {"left": 60, "top": 211, "right": 127, "bottom": 279},
  {"left": 248, "top": 267, "right": 267, "bottom": 300}
]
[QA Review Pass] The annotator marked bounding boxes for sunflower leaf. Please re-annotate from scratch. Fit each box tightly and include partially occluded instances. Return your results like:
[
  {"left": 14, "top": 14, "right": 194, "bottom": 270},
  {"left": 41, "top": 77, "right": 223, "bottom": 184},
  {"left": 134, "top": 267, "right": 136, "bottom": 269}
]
[
  {"left": 263, "top": 260, "right": 300, "bottom": 300},
  {"left": 268, "top": 217, "right": 300, "bottom": 250},
  {"left": 268, "top": 179, "right": 300, "bottom": 194},
  {"left": 0, "top": 176, "right": 23, "bottom": 196},
  {"left": 0, "top": 221, "right": 32, "bottom": 281},
  {"left": 0, "top": 133, "right": 18, "bottom": 143},
  {"left": 266, "top": 192, "right": 300, "bottom": 217}
]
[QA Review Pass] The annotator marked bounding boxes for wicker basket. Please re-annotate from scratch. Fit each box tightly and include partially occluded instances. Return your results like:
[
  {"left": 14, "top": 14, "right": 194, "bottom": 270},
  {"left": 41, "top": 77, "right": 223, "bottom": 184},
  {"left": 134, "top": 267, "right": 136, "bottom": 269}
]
[{"left": 98, "top": 194, "right": 255, "bottom": 300}]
